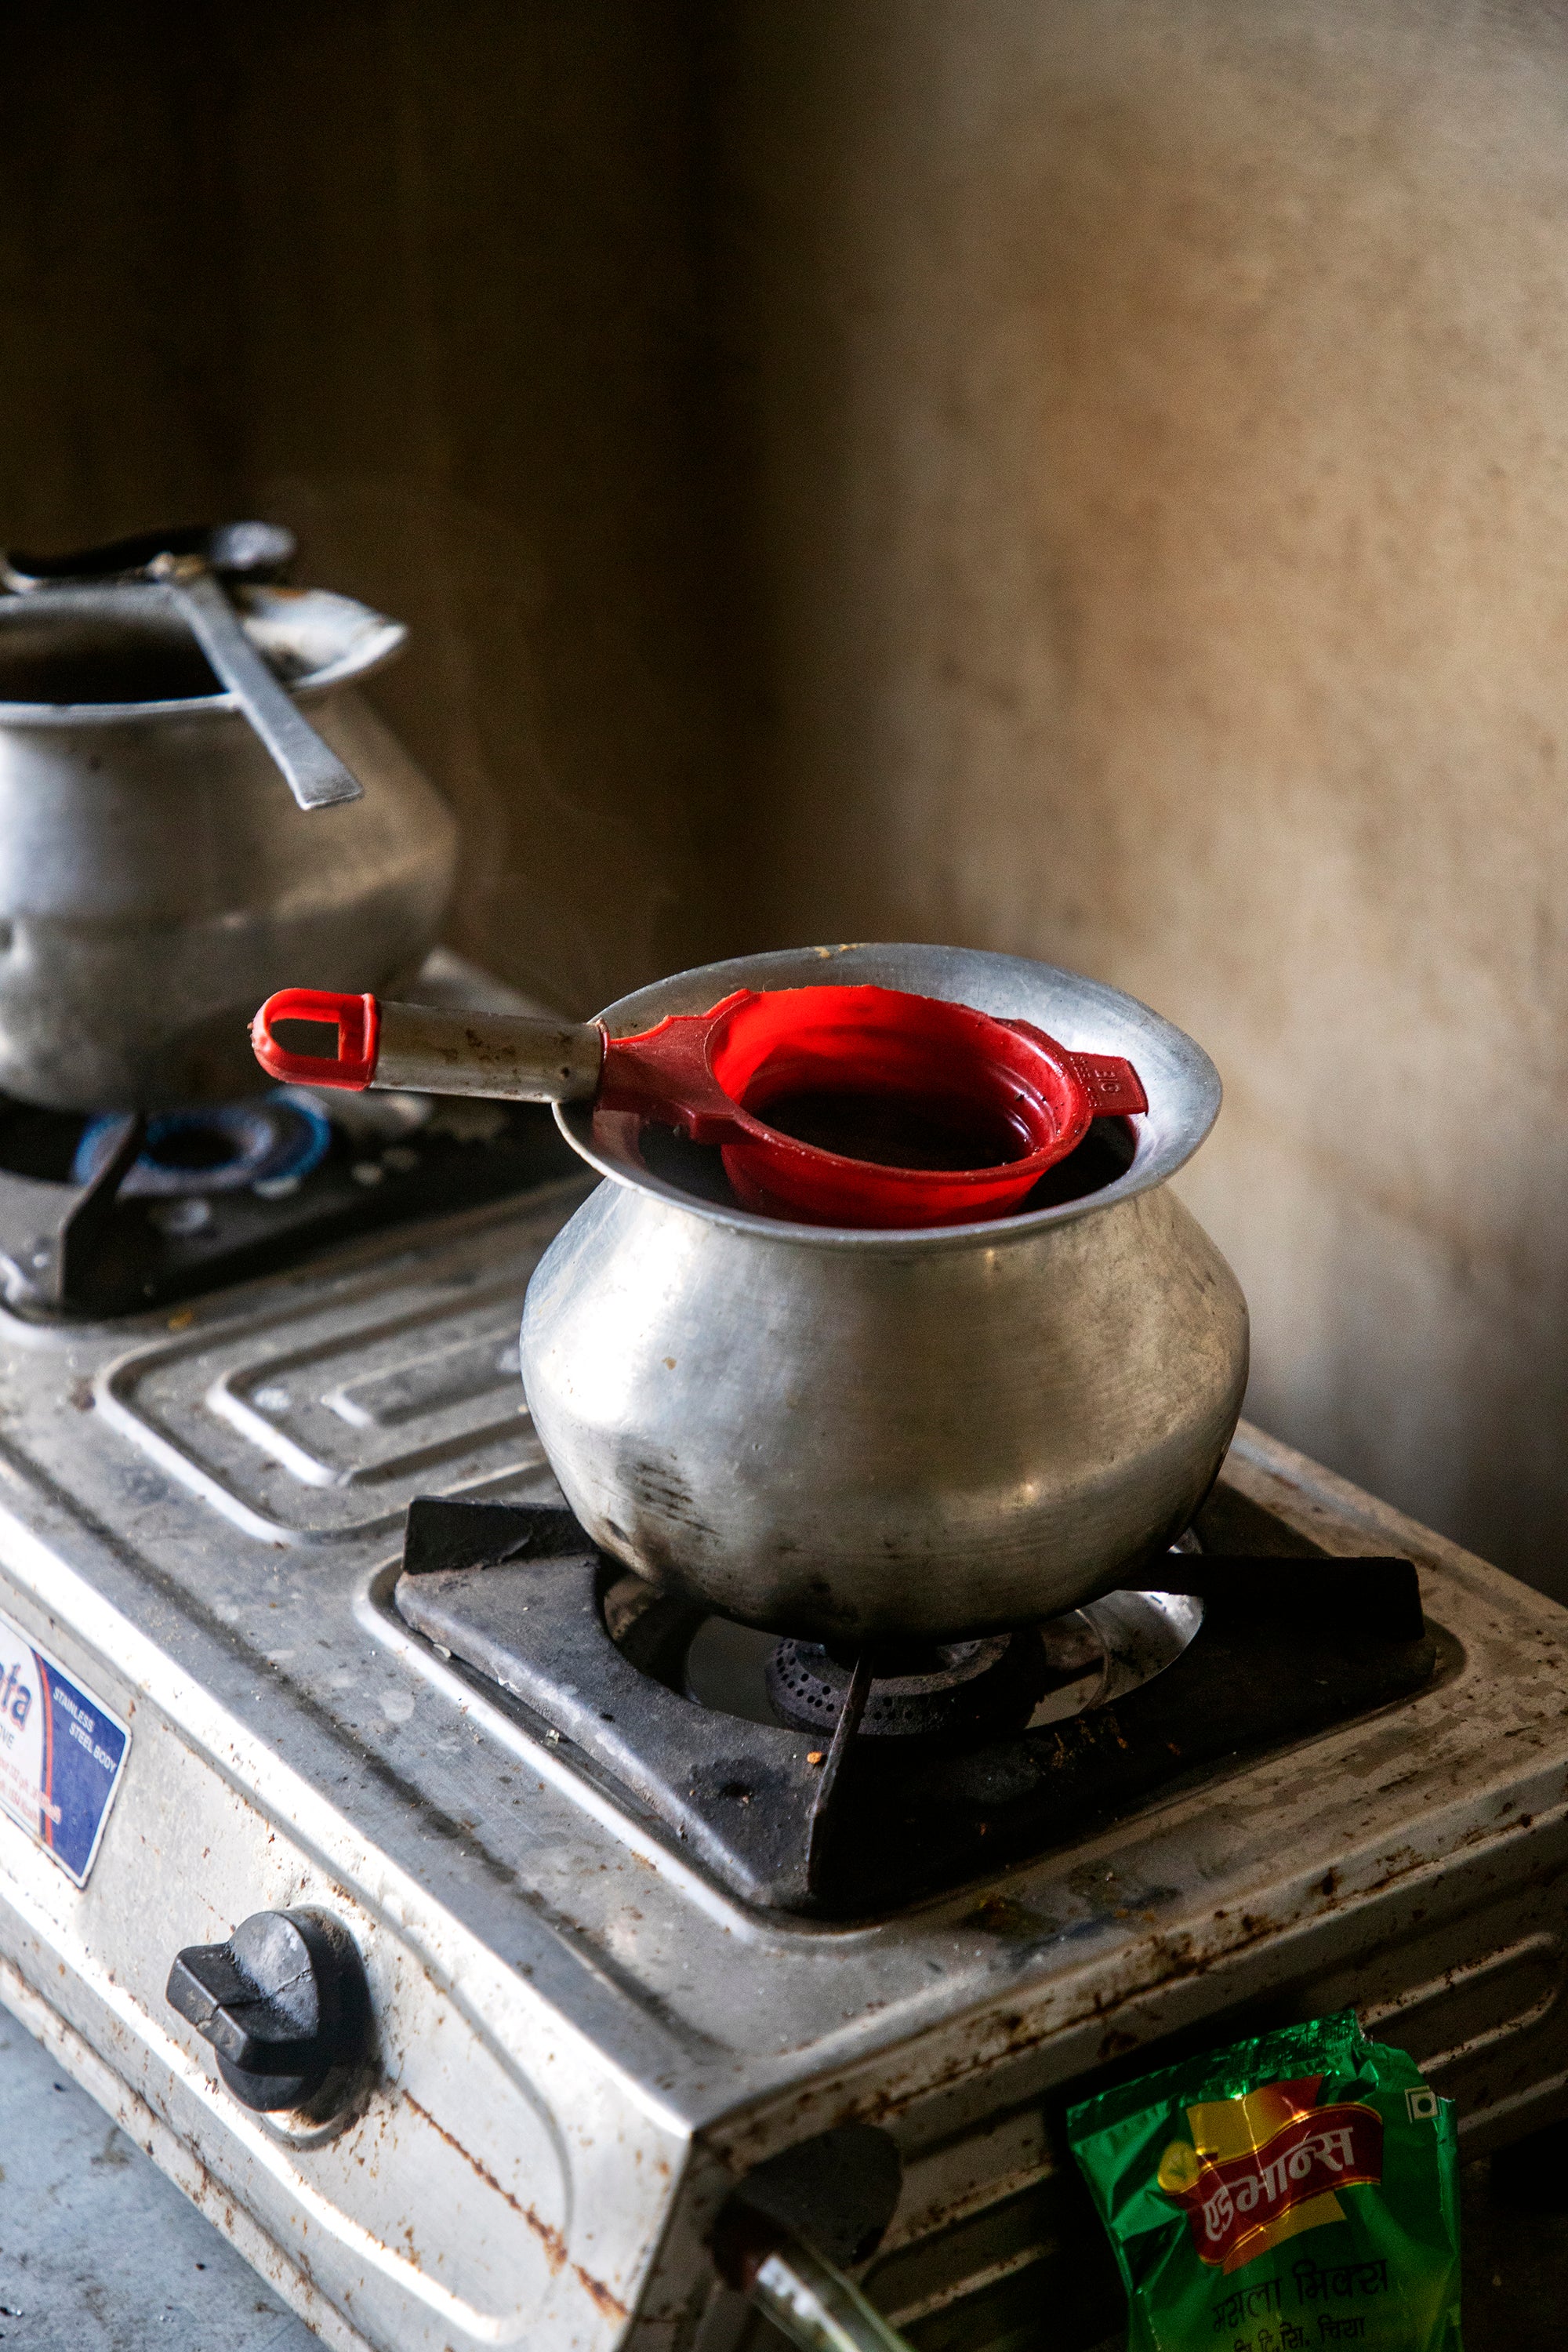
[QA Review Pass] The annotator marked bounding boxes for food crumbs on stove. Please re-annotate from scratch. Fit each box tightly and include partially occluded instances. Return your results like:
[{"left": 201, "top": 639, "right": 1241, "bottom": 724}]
[
  {"left": 166, "top": 1307, "right": 195, "bottom": 1330},
  {"left": 807, "top": 1749, "right": 825, "bottom": 1765}
]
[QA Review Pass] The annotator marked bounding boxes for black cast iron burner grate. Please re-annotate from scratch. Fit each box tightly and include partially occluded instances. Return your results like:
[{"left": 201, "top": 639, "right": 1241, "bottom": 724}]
[
  {"left": 0, "top": 1094, "right": 582, "bottom": 1317},
  {"left": 394, "top": 1496, "right": 1439, "bottom": 1917}
]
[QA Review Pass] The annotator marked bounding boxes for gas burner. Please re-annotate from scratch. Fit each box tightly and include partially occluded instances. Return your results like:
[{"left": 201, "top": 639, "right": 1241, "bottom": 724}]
[
  {"left": 763, "top": 1632, "right": 1046, "bottom": 1743},
  {"left": 72, "top": 1092, "right": 332, "bottom": 1198},
  {"left": 394, "top": 1496, "right": 1439, "bottom": 1915},
  {"left": 678, "top": 1582, "right": 1205, "bottom": 1740}
]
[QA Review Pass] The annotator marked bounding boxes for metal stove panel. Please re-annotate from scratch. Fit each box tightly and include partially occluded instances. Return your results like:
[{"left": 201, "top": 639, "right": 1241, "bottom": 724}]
[
  {"left": 0, "top": 1559, "right": 682, "bottom": 2352},
  {"left": 94, "top": 1190, "right": 583, "bottom": 1540}
]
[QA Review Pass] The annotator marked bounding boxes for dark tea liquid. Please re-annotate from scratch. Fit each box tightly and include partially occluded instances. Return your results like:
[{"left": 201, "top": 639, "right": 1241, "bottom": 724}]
[{"left": 754, "top": 1086, "right": 1029, "bottom": 1170}]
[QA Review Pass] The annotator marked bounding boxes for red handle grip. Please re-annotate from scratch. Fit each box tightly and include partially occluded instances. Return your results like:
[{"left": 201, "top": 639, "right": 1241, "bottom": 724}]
[{"left": 252, "top": 988, "right": 381, "bottom": 1089}]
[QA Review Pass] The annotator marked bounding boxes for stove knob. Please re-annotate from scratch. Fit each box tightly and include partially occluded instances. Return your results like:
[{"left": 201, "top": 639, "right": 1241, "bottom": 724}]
[{"left": 165, "top": 1907, "right": 368, "bottom": 2113}]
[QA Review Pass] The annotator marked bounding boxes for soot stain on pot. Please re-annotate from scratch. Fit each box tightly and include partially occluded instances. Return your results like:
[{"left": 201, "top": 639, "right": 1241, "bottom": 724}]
[{"left": 620, "top": 1448, "right": 717, "bottom": 1552}]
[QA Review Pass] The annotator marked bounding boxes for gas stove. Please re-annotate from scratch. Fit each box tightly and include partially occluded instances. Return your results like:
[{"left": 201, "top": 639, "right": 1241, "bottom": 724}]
[{"left": 0, "top": 1049, "right": 1564, "bottom": 2352}]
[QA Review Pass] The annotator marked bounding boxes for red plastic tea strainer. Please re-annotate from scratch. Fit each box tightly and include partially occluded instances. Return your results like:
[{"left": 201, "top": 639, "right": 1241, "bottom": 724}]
[{"left": 252, "top": 982, "right": 1147, "bottom": 1229}]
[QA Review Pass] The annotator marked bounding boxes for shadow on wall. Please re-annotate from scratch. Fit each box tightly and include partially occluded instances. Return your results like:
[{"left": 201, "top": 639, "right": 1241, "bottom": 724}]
[
  {"left": 0, "top": 0, "right": 747, "bottom": 1018},
  {"left": 2, "top": 0, "right": 1566, "bottom": 1594},
  {"left": 716, "top": 0, "right": 1568, "bottom": 1601}
]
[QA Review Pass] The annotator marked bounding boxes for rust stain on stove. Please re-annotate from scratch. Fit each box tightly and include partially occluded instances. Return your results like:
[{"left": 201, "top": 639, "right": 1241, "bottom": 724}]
[
  {"left": 573, "top": 2267, "right": 630, "bottom": 2322},
  {"left": 738, "top": 1883, "right": 1386, "bottom": 2143},
  {"left": 401, "top": 2091, "right": 566, "bottom": 2270}
]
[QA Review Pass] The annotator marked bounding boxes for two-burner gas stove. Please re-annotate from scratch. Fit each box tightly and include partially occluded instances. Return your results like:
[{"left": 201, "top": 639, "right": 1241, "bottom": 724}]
[{"left": 0, "top": 964, "right": 1565, "bottom": 2352}]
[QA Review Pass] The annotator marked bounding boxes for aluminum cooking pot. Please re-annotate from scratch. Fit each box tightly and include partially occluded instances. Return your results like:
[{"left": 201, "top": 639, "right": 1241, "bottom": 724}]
[
  {"left": 0, "top": 567, "right": 456, "bottom": 1109},
  {"left": 253, "top": 942, "right": 1249, "bottom": 1641}
]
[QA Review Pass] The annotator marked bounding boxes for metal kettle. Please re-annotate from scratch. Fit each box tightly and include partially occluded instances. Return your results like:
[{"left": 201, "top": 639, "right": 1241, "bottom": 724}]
[{"left": 0, "top": 524, "right": 457, "bottom": 1111}]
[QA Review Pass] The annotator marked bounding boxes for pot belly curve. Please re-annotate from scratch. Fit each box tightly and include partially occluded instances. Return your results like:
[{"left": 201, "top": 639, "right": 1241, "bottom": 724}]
[
  {"left": 0, "top": 692, "right": 456, "bottom": 1109},
  {"left": 520, "top": 1179, "right": 1249, "bottom": 1639}
]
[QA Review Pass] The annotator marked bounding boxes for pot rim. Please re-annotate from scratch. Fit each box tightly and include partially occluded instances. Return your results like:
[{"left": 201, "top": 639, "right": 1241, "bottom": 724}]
[
  {"left": 557, "top": 942, "right": 1222, "bottom": 1252},
  {"left": 0, "top": 581, "right": 406, "bottom": 726}
]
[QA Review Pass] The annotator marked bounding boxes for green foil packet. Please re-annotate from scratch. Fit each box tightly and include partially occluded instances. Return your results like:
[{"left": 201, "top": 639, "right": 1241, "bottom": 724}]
[{"left": 1066, "top": 2011, "right": 1461, "bottom": 2350}]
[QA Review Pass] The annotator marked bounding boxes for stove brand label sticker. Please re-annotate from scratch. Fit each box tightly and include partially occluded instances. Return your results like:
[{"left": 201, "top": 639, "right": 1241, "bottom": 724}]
[{"left": 0, "top": 1608, "right": 129, "bottom": 1886}]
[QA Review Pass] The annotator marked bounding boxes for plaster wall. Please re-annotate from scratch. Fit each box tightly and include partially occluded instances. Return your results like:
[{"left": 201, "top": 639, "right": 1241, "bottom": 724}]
[{"left": 719, "top": 0, "right": 1568, "bottom": 1595}]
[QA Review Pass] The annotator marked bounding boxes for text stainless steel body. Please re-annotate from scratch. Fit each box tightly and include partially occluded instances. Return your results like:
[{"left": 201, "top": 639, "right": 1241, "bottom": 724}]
[
  {"left": 522, "top": 943, "right": 1250, "bottom": 1637},
  {"left": 0, "top": 1168, "right": 1563, "bottom": 2351},
  {"left": 0, "top": 581, "right": 456, "bottom": 1109}
]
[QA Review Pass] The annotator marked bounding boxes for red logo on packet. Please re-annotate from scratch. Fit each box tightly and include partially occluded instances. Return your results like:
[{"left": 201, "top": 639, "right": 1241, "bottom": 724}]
[{"left": 1156, "top": 2075, "right": 1385, "bottom": 2274}]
